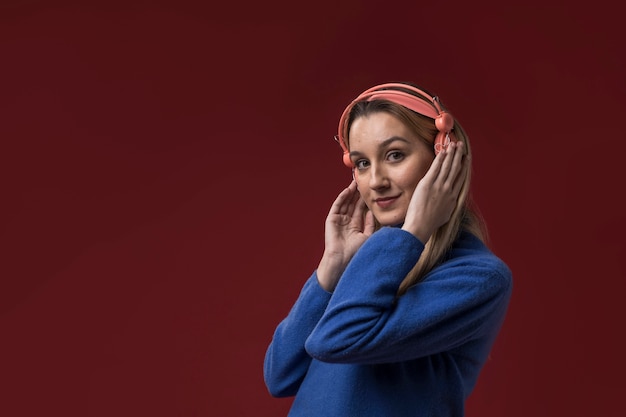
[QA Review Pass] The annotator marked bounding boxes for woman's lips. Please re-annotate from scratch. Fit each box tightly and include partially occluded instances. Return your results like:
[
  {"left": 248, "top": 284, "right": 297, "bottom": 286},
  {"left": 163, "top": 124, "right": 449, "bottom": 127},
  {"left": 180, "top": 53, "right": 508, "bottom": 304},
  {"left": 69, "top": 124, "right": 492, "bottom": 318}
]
[{"left": 374, "top": 196, "right": 399, "bottom": 209}]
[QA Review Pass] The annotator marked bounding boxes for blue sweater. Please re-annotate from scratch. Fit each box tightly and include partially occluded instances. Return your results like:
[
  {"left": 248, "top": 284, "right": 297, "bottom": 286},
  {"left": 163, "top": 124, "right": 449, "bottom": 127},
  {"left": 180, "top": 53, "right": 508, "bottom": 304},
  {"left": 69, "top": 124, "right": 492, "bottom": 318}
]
[{"left": 264, "top": 227, "right": 512, "bottom": 416}]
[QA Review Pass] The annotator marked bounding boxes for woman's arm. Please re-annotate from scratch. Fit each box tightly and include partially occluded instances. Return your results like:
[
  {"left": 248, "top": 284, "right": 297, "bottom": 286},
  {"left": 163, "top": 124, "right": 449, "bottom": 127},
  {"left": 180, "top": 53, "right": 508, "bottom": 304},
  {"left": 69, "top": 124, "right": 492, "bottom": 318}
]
[
  {"left": 263, "top": 274, "right": 331, "bottom": 397},
  {"left": 304, "top": 228, "right": 512, "bottom": 364},
  {"left": 265, "top": 181, "right": 374, "bottom": 396}
]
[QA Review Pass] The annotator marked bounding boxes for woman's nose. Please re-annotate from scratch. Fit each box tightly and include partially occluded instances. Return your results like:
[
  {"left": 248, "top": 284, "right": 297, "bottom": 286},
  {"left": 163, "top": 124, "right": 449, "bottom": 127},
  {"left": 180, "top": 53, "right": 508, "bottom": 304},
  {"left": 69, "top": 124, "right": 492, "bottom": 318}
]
[{"left": 368, "top": 164, "right": 389, "bottom": 189}]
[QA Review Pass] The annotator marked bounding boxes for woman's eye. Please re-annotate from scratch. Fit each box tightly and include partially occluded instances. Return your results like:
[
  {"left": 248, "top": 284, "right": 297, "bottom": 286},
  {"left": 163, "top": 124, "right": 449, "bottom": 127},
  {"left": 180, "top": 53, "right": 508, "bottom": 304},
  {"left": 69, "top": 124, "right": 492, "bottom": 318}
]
[
  {"left": 388, "top": 151, "right": 404, "bottom": 161},
  {"left": 355, "top": 159, "right": 369, "bottom": 169}
]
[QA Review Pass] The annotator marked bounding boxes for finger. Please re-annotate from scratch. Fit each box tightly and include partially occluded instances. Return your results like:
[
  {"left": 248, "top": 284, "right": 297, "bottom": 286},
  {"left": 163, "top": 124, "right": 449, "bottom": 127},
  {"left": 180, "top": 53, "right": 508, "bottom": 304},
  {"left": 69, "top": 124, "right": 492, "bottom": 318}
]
[
  {"left": 329, "top": 183, "right": 356, "bottom": 216},
  {"left": 342, "top": 181, "right": 362, "bottom": 216},
  {"left": 350, "top": 198, "right": 364, "bottom": 228},
  {"left": 347, "top": 179, "right": 357, "bottom": 192},
  {"left": 363, "top": 209, "right": 375, "bottom": 236},
  {"left": 420, "top": 148, "right": 446, "bottom": 186},
  {"left": 436, "top": 141, "right": 458, "bottom": 185},
  {"left": 350, "top": 198, "right": 368, "bottom": 229},
  {"left": 444, "top": 141, "right": 465, "bottom": 189},
  {"left": 336, "top": 180, "right": 361, "bottom": 216},
  {"left": 451, "top": 150, "right": 468, "bottom": 196}
]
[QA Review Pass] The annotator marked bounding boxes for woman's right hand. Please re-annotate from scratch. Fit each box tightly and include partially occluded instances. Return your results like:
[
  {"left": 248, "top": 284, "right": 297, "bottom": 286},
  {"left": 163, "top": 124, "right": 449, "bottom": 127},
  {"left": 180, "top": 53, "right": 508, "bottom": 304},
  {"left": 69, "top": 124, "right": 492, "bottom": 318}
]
[{"left": 317, "top": 180, "right": 375, "bottom": 291}]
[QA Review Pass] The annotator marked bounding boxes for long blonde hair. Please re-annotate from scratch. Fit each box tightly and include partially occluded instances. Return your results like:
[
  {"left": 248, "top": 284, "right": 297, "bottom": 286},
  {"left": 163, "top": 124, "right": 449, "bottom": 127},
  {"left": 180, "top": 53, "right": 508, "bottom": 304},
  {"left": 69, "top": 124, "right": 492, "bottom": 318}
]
[{"left": 344, "top": 87, "right": 487, "bottom": 295}]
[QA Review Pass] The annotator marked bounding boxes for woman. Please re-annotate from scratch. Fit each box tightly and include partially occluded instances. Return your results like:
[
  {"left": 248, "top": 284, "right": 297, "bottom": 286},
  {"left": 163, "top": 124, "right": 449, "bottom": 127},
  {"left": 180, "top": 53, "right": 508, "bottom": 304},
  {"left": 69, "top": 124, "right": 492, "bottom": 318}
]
[{"left": 264, "top": 82, "right": 512, "bottom": 416}]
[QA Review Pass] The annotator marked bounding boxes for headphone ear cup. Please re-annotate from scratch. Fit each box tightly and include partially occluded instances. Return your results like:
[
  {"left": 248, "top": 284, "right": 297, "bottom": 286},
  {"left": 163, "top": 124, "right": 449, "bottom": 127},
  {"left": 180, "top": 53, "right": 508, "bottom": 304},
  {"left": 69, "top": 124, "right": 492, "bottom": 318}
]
[
  {"left": 433, "top": 111, "right": 456, "bottom": 155},
  {"left": 435, "top": 112, "right": 454, "bottom": 132},
  {"left": 343, "top": 151, "right": 354, "bottom": 168}
]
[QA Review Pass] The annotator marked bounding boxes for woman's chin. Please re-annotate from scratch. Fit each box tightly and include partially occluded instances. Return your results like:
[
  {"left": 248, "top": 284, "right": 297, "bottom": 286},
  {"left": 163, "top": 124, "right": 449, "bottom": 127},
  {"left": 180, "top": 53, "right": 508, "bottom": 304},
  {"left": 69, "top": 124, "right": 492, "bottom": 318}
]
[{"left": 375, "top": 213, "right": 406, "bottom": 228}]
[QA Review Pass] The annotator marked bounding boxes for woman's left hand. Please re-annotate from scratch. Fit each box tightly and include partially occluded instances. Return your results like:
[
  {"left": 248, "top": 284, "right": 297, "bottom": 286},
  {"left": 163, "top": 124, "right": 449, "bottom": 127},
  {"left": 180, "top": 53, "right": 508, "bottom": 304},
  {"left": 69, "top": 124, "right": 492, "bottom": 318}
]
[{"left": 401, "top": 141, "right": 467, "bottom": 243}]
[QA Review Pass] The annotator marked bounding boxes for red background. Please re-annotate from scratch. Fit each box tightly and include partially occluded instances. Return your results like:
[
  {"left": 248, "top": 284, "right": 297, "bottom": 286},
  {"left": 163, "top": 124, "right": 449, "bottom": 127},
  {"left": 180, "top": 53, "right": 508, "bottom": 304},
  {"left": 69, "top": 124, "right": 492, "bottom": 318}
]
[{"left": 1, "top": 1, "right": 624, "bottom": 416}]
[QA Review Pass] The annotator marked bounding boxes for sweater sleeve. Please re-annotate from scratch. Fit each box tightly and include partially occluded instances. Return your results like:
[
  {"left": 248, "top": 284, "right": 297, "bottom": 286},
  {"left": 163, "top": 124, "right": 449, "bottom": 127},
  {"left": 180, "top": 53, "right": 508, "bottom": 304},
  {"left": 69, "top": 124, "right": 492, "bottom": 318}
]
[
  {"left": 263, "top": 273, "right": 332, "bottom": 397},
  {"left": 304, "top": 227, "right": 512, "bottom": 364}
]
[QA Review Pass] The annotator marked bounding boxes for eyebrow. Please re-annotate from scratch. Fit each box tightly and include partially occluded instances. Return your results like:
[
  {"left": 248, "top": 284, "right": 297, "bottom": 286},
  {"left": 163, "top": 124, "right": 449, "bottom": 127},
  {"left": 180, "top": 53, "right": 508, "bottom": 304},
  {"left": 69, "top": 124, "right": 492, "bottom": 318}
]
[{"left": 349, "top": 136, "right": 411, "bottom": 158}]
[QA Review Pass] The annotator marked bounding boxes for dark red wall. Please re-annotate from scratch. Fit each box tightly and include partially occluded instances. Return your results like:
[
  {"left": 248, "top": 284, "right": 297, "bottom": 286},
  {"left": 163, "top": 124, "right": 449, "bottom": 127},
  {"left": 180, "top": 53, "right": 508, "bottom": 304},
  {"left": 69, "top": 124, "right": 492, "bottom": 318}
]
[{"left": 1, "top": 1, "right": 624, "bottom": 416}]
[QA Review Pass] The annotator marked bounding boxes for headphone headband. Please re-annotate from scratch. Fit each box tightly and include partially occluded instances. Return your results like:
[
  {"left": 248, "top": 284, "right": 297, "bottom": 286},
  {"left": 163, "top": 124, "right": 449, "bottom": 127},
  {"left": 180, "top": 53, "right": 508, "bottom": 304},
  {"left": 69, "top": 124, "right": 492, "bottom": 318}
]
[{"left": 336, "top": 82, "right": 456, "bottom": 168}]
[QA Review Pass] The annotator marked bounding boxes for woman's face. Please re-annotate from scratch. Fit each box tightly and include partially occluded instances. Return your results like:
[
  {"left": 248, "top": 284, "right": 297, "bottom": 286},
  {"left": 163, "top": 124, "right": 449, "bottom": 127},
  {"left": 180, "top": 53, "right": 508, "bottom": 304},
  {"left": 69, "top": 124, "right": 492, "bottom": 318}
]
[{"left": 348, "top": 112, "right": 435, "bottom": 226}]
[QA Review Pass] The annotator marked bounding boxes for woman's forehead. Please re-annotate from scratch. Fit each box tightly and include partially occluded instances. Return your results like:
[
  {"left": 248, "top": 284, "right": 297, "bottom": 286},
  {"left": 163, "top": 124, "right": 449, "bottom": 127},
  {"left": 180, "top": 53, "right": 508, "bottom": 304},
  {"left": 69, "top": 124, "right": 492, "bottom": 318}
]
[{"left": 349, "top": 112, "right": 409, "bottom": 138}]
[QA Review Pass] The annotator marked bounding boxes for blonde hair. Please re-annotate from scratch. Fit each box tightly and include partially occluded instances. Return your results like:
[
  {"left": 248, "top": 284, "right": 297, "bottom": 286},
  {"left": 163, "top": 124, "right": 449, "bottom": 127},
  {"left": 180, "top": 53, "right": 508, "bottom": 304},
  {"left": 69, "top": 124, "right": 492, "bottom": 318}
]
[{"left": 344, "top": 90, "right": 488, "bottom": 295}]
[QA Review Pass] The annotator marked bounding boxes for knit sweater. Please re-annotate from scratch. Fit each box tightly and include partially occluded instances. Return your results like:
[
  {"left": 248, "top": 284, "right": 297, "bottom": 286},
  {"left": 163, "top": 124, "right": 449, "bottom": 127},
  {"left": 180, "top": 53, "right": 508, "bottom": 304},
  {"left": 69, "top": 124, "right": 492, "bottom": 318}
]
[{"left": 264, "top": 227, "right": 512, "bottom": 417}]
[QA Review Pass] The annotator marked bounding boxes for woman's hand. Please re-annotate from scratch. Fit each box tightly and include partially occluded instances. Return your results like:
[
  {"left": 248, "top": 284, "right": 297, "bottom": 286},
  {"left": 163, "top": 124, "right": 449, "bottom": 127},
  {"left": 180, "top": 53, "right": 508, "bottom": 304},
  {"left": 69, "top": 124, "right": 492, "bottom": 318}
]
[
  {"left": 317, "top": 180, "right": 375, "bottom": 291},
  {"left": 402, "top": 141, "right": 467, "bottom": 244}
]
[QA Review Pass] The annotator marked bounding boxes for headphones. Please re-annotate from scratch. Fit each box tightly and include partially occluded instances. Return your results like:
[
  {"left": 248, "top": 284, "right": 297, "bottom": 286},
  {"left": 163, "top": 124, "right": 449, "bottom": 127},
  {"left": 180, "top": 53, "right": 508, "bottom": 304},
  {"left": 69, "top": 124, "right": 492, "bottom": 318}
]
[{"left": 335, "top": 83, "right": 457, "bottom": 168}]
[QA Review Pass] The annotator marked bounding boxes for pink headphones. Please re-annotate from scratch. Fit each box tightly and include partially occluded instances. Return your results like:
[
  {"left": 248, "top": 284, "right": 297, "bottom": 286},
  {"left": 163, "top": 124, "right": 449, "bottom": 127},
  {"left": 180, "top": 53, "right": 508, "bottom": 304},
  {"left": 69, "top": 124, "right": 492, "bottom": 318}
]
[{"left": 335, "top": 83, "right": 457, "bottom": 168}]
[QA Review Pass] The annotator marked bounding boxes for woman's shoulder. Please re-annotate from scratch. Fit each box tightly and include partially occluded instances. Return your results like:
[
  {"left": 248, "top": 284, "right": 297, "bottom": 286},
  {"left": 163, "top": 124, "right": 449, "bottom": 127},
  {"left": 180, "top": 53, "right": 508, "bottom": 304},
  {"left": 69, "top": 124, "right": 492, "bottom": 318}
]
[{"left": 440, "top": 231, "right": 513, "bottom": 286}]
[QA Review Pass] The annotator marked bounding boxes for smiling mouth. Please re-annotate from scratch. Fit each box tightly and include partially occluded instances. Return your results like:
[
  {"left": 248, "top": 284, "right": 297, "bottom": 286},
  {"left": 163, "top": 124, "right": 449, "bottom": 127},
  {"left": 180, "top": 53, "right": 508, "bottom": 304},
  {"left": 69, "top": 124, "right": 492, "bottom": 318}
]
[{"left": 374, "top": 196, "right": 399, "bottom": 208}]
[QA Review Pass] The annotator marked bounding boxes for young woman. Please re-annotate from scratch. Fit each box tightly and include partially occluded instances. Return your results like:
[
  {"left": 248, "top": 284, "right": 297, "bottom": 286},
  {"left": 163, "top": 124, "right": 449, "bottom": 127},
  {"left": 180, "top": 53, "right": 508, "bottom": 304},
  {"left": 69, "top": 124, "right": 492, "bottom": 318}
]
[{"left": 264, "top": 82, "right": 512, "bottom": 416}]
